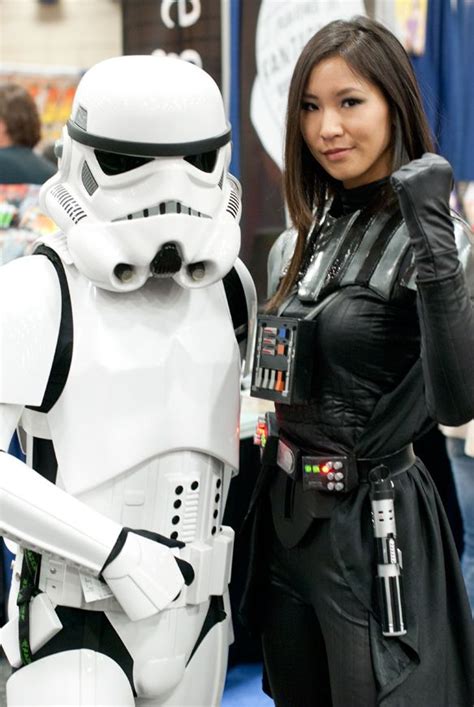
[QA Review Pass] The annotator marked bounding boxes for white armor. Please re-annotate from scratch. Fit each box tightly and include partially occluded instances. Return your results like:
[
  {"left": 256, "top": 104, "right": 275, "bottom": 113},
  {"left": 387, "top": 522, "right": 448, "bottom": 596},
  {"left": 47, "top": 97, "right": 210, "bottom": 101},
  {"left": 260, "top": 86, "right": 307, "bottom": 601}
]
[{"left": 0, "top": 55, "right": 256, "bottom": 706}]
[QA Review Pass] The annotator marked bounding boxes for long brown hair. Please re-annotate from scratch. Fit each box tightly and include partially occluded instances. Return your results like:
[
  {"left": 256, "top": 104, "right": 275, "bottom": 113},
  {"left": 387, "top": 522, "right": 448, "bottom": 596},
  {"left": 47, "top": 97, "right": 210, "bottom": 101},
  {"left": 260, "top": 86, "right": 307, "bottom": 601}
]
[{"left": 268, "top": 15, "right": 434, "bottom": 311}]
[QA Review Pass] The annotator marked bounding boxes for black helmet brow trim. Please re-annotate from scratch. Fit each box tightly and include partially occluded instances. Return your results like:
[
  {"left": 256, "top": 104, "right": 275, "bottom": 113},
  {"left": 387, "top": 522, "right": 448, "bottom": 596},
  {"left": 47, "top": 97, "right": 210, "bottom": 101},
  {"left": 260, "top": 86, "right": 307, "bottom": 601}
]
[{"left": 67, "top": 120, "right": 231, "bottom": 157}]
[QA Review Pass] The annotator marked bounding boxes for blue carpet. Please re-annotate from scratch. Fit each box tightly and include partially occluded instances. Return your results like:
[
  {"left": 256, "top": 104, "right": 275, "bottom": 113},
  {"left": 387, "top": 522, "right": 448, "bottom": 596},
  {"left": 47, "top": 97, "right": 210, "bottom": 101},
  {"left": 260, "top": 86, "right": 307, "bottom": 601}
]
[{"left": 222, "top": 663, "right": 273, "bottom": 706}]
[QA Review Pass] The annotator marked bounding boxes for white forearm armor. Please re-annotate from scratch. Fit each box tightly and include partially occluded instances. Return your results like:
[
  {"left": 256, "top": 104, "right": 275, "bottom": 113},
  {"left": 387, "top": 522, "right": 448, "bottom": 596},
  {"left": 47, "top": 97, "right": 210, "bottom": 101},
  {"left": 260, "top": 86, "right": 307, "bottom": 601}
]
[{"left": 0, "top": 451, "right": 185, "bottom": 620}]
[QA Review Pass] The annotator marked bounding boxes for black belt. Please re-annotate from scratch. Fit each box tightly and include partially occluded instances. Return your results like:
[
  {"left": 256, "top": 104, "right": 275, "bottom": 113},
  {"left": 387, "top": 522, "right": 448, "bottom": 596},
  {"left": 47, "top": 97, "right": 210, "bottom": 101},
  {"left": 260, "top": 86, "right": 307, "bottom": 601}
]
[
  {"left": 356, "top": 446, "right": 416, "bottom": 482},
  {"left": 275, "top": 436, "right": 416, "bottom": 494}
]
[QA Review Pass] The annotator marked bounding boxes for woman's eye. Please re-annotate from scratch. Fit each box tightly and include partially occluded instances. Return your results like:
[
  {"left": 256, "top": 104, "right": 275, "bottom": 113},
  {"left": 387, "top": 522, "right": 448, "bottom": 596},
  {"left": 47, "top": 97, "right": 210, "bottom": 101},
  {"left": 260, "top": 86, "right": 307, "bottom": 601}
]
[
  {"left": 301, "top": 101, "right": 318, "bottom": 112},
  {"left": 342, "top": 97, "right": 362, "bottom": 108}
]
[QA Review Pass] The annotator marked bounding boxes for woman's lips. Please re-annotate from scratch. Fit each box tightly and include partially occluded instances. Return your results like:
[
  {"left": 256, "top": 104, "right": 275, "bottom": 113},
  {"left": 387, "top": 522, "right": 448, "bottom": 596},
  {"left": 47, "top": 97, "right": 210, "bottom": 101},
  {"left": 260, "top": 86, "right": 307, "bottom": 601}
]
[{"left": 323, "top": 148, "right": 353, "bottom": 161}]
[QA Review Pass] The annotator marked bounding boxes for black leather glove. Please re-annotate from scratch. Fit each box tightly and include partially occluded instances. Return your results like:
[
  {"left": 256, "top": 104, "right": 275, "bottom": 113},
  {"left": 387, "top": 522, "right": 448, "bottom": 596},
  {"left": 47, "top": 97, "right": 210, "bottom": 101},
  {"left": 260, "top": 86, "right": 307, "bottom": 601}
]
[
  {"left": 391, "top": 153, "right": 458, "bottom": 280},
  {"left": 392, "top": 154, "right": 474, "bottom": 424}
]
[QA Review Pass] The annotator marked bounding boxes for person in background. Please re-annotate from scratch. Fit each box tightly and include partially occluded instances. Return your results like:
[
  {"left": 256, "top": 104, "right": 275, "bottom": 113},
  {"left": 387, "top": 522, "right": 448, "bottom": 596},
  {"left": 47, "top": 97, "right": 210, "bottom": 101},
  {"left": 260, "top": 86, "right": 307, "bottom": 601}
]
[
  {"left": 0, "top": 83, "right": 56, "bottom": 184},
  {"left": 441, "top": 421, "right": 474, "bottom": 612},
  {"left": 0, "top": 82, "right": 58, "bottom": 263},
  {"left": 241, "top": 16, "right": 474, "bottom": 707}
]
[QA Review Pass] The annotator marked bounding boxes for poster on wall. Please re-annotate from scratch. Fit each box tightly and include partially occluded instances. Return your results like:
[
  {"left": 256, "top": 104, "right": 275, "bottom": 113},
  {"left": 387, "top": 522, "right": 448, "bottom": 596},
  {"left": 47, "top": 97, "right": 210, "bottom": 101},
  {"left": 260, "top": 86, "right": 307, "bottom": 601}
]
[
  {"left": 251, "top": 0, "right": 366, "bottom": 171},
  {"left": 374, "top": 0, "right": 428, "bottom": 56}
]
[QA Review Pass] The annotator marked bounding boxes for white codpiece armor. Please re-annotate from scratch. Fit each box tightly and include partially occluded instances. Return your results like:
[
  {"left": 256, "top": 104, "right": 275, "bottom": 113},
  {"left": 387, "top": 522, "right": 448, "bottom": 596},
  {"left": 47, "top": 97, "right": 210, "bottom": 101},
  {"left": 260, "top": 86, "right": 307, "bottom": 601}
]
[{"left": 0, "top": 55, "right": 256, "bottom": 706}]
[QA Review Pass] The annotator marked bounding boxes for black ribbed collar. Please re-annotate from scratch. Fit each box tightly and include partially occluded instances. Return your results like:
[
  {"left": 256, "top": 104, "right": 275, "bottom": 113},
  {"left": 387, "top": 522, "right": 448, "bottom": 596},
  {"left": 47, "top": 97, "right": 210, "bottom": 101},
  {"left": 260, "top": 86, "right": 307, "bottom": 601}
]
[{"left": 332, "top": 177, "right": 390, "bottom": 216}]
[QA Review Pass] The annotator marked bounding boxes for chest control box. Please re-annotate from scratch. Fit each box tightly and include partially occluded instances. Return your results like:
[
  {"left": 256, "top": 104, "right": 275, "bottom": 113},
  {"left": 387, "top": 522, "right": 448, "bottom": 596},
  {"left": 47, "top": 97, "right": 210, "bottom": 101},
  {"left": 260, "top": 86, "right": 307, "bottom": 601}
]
[{"left": 250, "top": 314, "right": 315, "bottom": 404}]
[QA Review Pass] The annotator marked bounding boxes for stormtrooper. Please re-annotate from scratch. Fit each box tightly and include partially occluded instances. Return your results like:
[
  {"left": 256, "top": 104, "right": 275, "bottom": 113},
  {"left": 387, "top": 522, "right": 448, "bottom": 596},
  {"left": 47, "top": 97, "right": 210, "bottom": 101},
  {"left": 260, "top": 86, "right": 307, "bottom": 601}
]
[{"left": 0, "top": 55, "right": 256, "bottom": 706}]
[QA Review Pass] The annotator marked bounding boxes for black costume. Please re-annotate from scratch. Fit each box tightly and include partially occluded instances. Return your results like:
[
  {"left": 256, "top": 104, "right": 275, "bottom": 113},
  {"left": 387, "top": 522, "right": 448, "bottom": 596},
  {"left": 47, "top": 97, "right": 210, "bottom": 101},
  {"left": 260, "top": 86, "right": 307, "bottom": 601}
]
[{"left": 242, "top": 161, "right": 474, "bottom": 706}]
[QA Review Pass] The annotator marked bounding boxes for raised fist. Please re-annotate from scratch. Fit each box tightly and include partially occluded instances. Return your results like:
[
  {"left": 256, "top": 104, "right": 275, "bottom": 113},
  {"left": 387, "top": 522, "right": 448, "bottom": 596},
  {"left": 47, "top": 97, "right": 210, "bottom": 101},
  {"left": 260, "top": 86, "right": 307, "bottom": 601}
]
[
  {"left": 391, "top": 153, "right": 453, "bottom": 208},
  {"left": 390, "top": 153, "right": 457, "bottom": 280}
]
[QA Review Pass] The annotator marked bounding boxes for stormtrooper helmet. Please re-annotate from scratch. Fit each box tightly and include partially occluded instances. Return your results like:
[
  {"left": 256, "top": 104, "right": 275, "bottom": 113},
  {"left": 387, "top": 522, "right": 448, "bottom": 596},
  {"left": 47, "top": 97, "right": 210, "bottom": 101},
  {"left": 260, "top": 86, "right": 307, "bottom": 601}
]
[{"left": 40, "top": 55, "right": 241, "bottom": 292}]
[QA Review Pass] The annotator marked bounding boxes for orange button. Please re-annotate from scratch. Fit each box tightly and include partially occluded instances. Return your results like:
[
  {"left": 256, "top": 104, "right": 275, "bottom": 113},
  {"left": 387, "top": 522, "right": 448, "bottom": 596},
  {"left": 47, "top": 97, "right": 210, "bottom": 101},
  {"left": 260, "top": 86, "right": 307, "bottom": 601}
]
[{"left": 275, "top": 371, "right": 285, "bottom": 392}]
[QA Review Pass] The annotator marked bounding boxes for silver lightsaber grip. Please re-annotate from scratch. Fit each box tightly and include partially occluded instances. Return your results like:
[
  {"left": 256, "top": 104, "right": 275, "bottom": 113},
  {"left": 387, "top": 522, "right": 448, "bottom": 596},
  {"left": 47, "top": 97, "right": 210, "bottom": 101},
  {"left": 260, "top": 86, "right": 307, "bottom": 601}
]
[{"left": 369, "top": 465, "right": 407, "bottom": 637}]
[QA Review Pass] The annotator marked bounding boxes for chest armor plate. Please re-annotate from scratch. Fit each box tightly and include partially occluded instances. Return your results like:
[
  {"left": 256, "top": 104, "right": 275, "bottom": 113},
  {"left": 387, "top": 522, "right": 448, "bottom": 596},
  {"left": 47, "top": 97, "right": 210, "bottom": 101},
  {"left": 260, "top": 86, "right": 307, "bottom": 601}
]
[
  {"left": 297, "top": 205, "right": 408, "bottom": 304},
  {"left": 21, "top": 264, "right": 241, "bottom": 495}
]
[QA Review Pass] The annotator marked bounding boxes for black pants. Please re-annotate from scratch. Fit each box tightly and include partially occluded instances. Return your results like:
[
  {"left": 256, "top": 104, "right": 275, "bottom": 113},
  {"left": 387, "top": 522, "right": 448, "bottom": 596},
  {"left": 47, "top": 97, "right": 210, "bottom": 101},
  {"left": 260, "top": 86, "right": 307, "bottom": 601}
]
[{"left": 261, "top": 519, "right": 378, "bottom": 707}]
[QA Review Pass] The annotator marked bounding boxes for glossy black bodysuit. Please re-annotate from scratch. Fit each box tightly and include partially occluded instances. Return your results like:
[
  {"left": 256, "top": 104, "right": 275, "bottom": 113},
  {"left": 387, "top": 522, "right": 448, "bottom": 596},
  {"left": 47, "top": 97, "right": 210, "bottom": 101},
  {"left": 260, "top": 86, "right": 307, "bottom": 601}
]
[
  {"left": 246, "top": 182, "right": 474, "bottom": 707},
  {"left": 278, "top": 181, "right": 467, "bottom": 459}
]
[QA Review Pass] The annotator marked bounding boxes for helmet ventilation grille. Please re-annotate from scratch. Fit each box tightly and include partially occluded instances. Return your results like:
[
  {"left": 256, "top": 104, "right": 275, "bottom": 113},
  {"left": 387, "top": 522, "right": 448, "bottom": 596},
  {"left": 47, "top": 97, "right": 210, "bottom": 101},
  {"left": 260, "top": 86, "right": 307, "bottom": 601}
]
[
  {"left": 226, "top": 182, "right": 240, "bottom": 220},
  {"left": 81, "top": 161, "right": 98, "bottom": 196},
  {"left": 51, "top": 184, "right": 87, "bottom": 224}
]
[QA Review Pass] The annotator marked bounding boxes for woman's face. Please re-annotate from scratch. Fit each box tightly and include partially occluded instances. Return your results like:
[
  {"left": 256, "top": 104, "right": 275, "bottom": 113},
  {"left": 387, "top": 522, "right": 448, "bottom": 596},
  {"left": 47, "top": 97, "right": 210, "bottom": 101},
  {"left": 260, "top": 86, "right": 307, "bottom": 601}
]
[{"left": 300, "top": 56, "right": 393, "bottom": 188}]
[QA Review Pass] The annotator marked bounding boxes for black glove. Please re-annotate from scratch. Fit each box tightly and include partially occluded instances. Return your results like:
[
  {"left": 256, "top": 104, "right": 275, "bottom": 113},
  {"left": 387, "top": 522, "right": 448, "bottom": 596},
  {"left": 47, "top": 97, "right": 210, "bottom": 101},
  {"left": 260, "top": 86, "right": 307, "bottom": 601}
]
[
  {"left": 391, "top": 156, "right": 474, "bottom": 423},
  {"left": 391, "top": 153, "right": 458, "bottom": 280}
]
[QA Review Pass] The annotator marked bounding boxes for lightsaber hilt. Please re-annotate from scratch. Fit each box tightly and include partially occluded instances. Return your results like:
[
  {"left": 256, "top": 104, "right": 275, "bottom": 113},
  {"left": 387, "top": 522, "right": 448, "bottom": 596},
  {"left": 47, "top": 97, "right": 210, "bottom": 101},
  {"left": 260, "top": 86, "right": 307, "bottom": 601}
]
[{"left": 369, "top": 465, "right": 407, "bottom": 637}]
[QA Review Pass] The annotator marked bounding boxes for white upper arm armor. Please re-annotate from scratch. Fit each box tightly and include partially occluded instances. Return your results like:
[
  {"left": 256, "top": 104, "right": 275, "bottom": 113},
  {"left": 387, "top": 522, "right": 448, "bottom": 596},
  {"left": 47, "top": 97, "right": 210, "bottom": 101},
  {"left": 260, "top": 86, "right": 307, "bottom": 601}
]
[{"left": 0, "top": 255, "right": 62, "bottom": 406}]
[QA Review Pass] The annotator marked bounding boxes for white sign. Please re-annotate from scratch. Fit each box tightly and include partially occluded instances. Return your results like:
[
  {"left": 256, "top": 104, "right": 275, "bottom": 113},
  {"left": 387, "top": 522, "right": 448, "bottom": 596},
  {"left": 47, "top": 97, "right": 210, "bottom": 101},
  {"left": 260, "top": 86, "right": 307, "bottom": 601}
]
[
  {"left": 251, "top": 0, "right": 366, "bottom": 170},
  {"left": 161, "top": 0, "right": 202, "bottom": 29},
  {"left": 152, "top": 47, "right": 203, "bottom": 68}
]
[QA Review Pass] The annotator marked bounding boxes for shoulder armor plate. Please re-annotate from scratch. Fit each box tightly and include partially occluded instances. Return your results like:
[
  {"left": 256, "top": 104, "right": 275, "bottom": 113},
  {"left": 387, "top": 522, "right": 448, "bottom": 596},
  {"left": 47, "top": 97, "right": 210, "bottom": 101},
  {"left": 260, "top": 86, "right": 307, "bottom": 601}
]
[{"left": 297, "top": 205, "right": 405, "bottom": 302}]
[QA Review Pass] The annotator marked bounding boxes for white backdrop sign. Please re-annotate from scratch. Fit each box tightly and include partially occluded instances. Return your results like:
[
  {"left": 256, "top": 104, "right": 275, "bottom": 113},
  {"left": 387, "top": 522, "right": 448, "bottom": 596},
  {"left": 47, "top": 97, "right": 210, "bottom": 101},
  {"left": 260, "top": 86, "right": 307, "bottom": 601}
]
[{"left": 251, "top": 0, "right": 366, "bottom": 170}]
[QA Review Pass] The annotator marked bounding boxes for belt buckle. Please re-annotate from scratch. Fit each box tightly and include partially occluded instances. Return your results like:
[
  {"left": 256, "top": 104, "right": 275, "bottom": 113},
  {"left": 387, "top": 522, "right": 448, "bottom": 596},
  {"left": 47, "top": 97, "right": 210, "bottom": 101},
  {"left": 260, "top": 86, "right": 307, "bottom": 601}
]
[
  {"left": 301, "top": 455, "right": 356, "bottom": 493},
  {"left": 276, "top": 438, "right": 299, "bottom": 479}
]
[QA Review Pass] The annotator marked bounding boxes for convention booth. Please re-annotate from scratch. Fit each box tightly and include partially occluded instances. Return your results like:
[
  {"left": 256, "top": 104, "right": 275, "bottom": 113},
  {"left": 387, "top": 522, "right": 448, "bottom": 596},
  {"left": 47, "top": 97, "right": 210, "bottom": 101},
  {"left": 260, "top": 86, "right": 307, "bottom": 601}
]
[{"left": 1, "top": 0, "right": 473, "bottom": 677}]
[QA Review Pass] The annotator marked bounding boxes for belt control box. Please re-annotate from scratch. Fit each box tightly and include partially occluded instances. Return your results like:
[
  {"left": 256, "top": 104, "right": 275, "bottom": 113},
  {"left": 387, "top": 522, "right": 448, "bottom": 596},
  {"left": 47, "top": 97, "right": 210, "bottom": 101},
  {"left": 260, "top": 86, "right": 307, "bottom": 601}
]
[{"left": 301, "top": 455, "right": 357, "bottom": 493}]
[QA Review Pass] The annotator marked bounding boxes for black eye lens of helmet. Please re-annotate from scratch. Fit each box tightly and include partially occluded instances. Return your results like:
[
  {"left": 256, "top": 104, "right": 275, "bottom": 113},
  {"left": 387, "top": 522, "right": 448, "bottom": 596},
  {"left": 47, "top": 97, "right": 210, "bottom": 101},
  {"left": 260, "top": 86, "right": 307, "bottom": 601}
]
[
  {"left": 95, "top": 149, "right": 154, "bottom": 176},
  {"left": 184, "top": 149, "right": 217, "bottom": 173}
]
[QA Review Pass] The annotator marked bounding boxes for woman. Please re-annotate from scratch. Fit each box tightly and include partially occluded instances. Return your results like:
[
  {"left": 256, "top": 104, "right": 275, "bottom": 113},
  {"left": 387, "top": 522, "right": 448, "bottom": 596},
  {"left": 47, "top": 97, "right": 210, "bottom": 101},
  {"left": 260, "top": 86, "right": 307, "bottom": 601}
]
[{"left": 241, "top": 16, "right": 474, "bottom": 707}]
